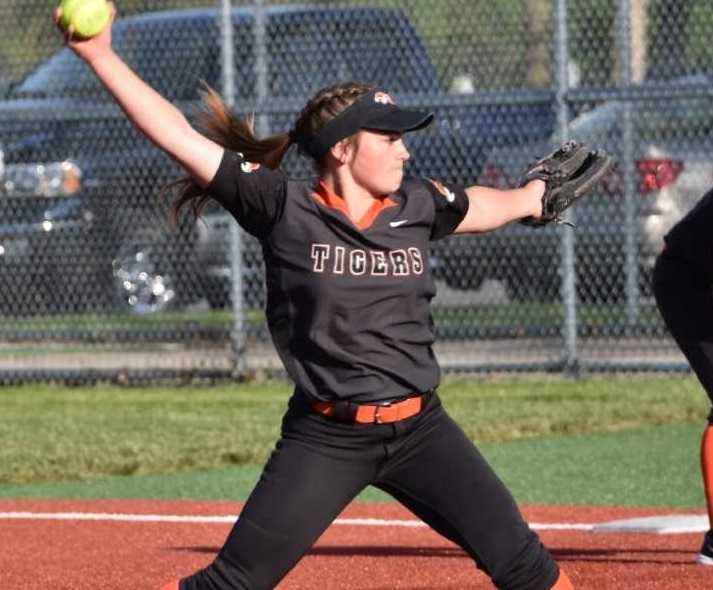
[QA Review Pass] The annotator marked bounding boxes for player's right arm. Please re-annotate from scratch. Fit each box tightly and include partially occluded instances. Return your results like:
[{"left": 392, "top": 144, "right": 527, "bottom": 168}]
[{"left": 54, "top": 2, "right": 223, "bottom": 188}]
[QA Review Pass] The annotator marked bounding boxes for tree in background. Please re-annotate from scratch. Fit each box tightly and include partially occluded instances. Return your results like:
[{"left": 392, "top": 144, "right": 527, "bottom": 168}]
[
  {"left": 1, "top": 0, "right": 711, "bottom": 94},
  {"left": 686, "top": 0, "right": 713, "bottom": 76},
  {"left": 0, "top": 0, "right": 217, "bottom": 86},
  {"left": 568, "top": 0, "right": 616, "bottom": 87},
  {"left": 524, "top": 0, "right": 551, "bottom": 88},
  {"left": 311, "top": 0, "right": 532, "bottom": 91},
  {"left": 647, "top": 0, "right": 691, "bottom": 80}
]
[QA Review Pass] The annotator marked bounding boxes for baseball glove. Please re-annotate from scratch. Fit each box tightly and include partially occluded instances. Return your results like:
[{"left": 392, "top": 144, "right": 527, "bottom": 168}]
[{"left": 519, "top": 140, "right": 614, "bottom": 227}]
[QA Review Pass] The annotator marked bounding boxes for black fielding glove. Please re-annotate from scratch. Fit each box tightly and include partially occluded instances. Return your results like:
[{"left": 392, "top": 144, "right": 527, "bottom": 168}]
[{"left": 520, "top": 140, "right": 614, "bottom": 227}]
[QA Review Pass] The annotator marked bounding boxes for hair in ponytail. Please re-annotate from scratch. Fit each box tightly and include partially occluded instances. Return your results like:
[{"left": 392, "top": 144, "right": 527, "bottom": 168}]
[
  {"left": 170, "top": 81, "right": 375, "bottom": 221},
  {"left": 169, "top": 86, "right": 290, "bottom": 221}
]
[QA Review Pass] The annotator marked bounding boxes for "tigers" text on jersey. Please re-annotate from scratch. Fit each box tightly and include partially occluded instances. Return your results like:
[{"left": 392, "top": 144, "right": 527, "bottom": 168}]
[{"left": 311, "top": 244, "right": 424, "bottom": 276}]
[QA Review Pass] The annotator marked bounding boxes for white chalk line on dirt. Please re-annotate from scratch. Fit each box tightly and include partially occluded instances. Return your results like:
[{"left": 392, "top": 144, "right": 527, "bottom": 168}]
[
  {"left": 0, "top": 511, "right": 594, "bottom": 531},
  {"left": 5, "top": 511, "right": 706, "bottom": 534}
]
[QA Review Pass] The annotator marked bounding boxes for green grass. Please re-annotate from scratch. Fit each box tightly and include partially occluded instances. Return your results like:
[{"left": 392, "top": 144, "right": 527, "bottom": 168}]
[
  {"left": 488, "top": 423, "right": 706, "bottom": 507},
  {"left": 0, "top": 309, "right": 231, "bottom": 331},
  {"left": 0, "top": 301, "right": 660, "bottom": 339},
  {"left": 433, "top": 302, "right": 663, "bottom": 333},
  {"left": 0, "top": 308, "right": 266, "bottom": 343},
  {"left": 0, "top": 423, "right": 704, "bottom": 507},
  {"left": 0, "top": 375, "right": 709, "bottom": 506},
  {"left": 0, "top": 381, "right": 290, "bottom": 484}
]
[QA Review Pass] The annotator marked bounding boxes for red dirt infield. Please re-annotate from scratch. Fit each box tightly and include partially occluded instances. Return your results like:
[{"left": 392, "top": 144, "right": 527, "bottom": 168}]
[{"left": 0, "top": 499, "right": 711, "bottom": 589}]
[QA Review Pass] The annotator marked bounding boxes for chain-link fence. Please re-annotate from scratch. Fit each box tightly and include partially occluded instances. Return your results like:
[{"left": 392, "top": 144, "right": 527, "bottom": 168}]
[{"left": 0, "top": 0, "right": 711, "bottom": 382}]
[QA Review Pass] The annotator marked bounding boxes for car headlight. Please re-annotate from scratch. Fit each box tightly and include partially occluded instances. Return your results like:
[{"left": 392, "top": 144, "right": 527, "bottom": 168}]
[{"left": 2, "top": 160, "right": 82, "bottom": 197}]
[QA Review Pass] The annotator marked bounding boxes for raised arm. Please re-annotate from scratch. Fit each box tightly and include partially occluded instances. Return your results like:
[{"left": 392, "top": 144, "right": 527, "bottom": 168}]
[
  {"left": 454, "top": 180, "right": 545, "bottom": 233},
  {"left": 54, "top": 2, "right": 223, "bottom": 188}
]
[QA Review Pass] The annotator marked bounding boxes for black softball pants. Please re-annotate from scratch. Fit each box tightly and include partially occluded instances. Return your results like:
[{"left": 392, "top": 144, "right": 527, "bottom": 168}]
[
  {"left": 653, "top": 248, "right": 713, "bottom": 420},
  {"left": 180, "top": 391, "right": 559, "bottom": 590}
]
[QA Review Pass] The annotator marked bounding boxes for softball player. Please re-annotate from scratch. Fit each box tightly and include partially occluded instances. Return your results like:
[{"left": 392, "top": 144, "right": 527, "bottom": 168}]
[
  {"left": 653, "top": 187, "right": 713, "bottom": 566},
  {"left": 57, "top": 4, "right": 575, "bottom": 589}
]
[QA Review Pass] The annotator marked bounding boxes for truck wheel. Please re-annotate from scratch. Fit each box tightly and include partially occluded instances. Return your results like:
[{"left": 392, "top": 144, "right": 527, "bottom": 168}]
[
  {"left": 507, "top": 263, "right": 560, "bottom": 302},
  {"left": 204, "top": 277, "right": 230, "bottom": 309},
  {"left": 111, "top": 225, "right": 179, "bottom": 315},
  {"left": 576, "top": 263, "right": 652, "bottom": 304}
]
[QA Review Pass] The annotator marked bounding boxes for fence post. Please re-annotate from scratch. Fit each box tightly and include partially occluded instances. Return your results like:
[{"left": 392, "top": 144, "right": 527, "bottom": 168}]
[
  {"left": 617, "top": 0, "right": 641, "bottom": 329},
  {"left": 254, "top": 0, "right": 269, "bottom": 138},
  {"left": 219, "top": 0, "right": 247, "bottom": 375},
  {"left": 553, "top": 0, "right": 578, "bottom": 374}
]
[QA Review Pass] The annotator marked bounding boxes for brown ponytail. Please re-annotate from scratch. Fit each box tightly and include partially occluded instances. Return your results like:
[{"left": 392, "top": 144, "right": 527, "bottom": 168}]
[
  {"left": 169, "top": 85, "right": 291, "bottom": 221},
  {"left": 169, "top": 81, "right": 374, "bottom": 221}
]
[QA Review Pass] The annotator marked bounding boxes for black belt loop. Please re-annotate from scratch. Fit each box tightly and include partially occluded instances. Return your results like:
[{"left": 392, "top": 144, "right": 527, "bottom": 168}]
[{"left": 333, "top": 401, "right": 358, "bottom": 423}]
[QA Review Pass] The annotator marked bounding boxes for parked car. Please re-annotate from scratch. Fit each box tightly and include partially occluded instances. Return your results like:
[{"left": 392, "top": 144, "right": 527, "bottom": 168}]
[
  {"left": 436, "top": 78, "right": 713, "bottom": 302},
  {"left": 565, "top": 80, "right": 713, "bottom": 273},
  {"left": 0, "top": 6, "right": 555, "bottom": 315}
]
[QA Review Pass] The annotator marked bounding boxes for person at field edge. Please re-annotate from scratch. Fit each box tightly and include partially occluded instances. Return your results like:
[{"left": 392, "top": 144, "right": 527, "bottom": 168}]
[
  {"left": 56, "top": 3, "right": 576, "bottom": 589},
  {"left": 653, "top": 187, "right": 713, "bottom": 566}
]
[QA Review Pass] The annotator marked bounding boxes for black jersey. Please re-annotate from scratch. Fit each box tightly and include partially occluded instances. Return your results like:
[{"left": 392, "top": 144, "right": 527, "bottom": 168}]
[
  {"left": 664, "top": 187, "right": 713, "bottom": 281},
  {"left": 207, "top": 150, "right": 469, "bottom": 402}
]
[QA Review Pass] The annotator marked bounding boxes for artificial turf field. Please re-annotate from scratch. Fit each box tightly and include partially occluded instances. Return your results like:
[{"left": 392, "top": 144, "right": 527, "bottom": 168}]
[{"left": 2, "top": 375, "right": 712, "bottom": 588}]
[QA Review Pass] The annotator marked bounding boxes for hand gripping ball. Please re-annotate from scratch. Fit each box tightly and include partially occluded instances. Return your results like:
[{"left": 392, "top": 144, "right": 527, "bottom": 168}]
[{"left": 59, "top": 0, "right": 110, "bottom": 39}]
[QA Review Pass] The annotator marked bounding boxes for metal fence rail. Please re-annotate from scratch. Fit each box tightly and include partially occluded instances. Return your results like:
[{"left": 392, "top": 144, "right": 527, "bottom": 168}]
[{"left": 0, "top": 0, "right": 710, "bottom": 382}]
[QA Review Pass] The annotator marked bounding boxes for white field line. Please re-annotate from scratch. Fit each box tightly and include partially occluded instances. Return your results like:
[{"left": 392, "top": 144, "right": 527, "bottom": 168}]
[{"left": 0, "top": 511, "right": 593, "bottom": 531}]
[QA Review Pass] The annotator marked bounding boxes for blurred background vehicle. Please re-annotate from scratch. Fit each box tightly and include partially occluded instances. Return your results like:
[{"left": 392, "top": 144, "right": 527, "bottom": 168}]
[
  {"left": 0, "top": 0, "right": 707, "bottom": 378},
  {"left": 0, "top": 5, "right": 555, "bottom": 316},
  {"left": 566, "top": 76, "right": 713, "bottom": 272},
  {"left": 435, "top": 75, "right": 713, "bottom": 303}
]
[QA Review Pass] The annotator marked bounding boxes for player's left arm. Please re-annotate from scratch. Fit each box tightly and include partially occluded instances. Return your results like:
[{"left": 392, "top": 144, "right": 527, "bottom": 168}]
[{"left": 453, "top": 180, "right": 544, "bottom": 234}]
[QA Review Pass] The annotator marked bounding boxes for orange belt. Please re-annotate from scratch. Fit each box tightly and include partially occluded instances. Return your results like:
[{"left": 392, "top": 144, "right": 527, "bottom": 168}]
[{"left": 311, "top": 393, "right": 428, "bottom": 424}]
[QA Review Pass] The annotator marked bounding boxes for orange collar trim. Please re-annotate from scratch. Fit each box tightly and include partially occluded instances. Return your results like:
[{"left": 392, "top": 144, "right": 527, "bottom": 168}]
[{"left": 311, "top": 180, "right": 397, "bottom": 230}]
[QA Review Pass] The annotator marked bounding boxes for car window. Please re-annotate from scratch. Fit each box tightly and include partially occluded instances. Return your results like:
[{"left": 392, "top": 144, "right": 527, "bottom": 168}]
[
  {"left": 329, "top": 12, "right": 440, "bottom": 93},
  {"left": 627, "top": 97, "right": 713, "bottom": 140},
  {"left": 14, "top": 16, "right": 219, "bottom": 101},
  {"left": 13, "top": 10, "right": 439, "bottom": 102},
  {"left": 660, "top": 97, "right": 713, "bottom": 136},
  {"left": 261, "top": 17, "right": 337, "bottom": 98},
  {"left": 572, "top": 96, "right": 713, "bottom": 139},
  {"left": 11, "top": 48, "right": 92, "bottom": 98},
  {"left": 570, "top": 102, "right": 624, "bottom": 136},
  {"left": 264, "top": 10, "right": 440, "bottom": 98},
  {"left": 119, "top": 17, "right": 220, "bottom": 101}
]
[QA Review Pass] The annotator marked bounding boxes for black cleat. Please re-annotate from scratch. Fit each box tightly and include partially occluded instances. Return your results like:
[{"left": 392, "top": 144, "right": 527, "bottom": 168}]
[{"left": 696, "top": 529, "right": 713, "bottom": 566}]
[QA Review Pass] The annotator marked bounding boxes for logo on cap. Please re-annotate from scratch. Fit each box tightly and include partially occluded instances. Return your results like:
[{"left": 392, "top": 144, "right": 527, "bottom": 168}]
[{"left": 374, "top": 92, "right": 395, "bottom": 105}]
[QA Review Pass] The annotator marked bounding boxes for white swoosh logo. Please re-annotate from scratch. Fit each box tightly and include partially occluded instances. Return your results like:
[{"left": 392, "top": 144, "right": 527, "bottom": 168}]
[{"left": 389, "top": 219, "right": 409, "bottom": 228}]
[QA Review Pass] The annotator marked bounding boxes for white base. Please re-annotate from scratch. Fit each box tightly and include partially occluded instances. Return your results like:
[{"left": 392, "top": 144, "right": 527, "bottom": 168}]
[{"left": 592, "top": 514, "right": 709, "bottom": 535}]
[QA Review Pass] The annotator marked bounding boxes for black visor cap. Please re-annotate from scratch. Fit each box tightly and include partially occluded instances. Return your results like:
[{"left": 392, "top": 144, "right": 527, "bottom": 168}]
[
  {"left": 299, "top": 90, "right": 434, "bottom": 160},
  {"left": 363, "top": 106, "right": 434, "bottom": 134}
]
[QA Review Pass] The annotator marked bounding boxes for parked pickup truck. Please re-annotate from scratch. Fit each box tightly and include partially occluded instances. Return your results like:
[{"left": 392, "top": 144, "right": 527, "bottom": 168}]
[{"left": 0, "top": 6, "right": 555, "bottom": 315}]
